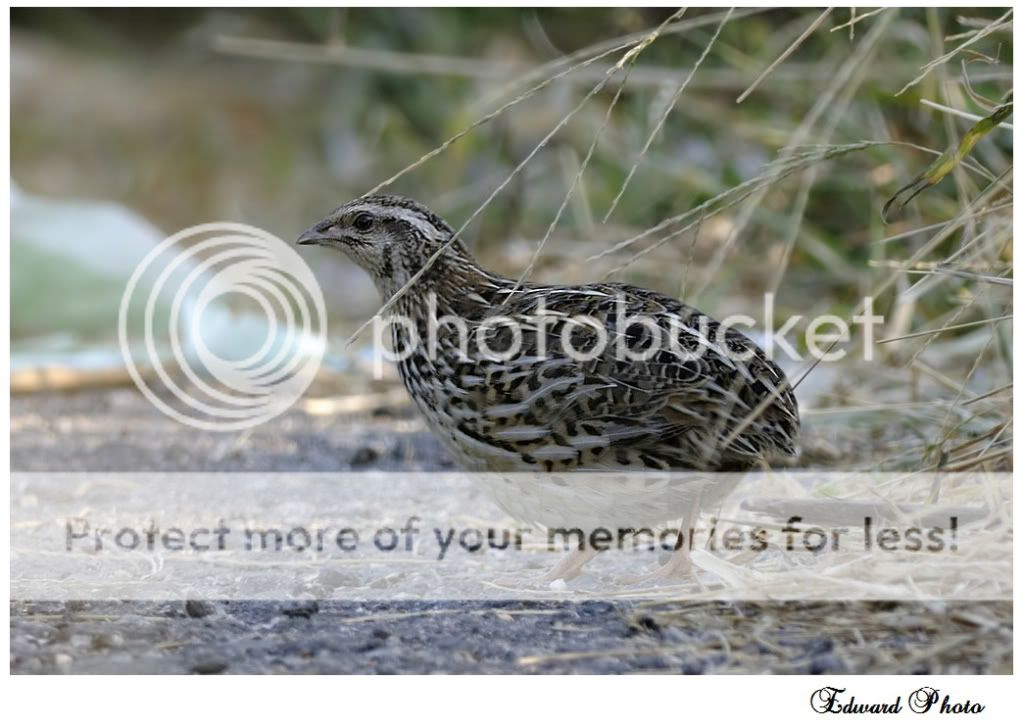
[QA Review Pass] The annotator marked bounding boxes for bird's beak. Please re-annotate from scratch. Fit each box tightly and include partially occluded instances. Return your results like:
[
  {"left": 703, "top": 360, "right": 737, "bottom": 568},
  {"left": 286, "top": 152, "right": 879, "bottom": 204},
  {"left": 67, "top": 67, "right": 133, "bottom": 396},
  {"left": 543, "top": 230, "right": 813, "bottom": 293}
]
[{"left": 296, "top": 226, "right": 328, "bottom": 246}]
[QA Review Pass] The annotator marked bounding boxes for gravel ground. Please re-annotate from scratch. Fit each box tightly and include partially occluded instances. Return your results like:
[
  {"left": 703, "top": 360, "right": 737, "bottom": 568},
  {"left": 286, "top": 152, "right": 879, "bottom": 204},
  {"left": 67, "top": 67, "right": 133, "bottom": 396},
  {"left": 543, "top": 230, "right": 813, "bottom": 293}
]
[
  {"left": 11, "top": 599, "right": 1010, "bottom": 675},
  {"left": 10, "top": 386, "right": 1013, "bottom": 674}
]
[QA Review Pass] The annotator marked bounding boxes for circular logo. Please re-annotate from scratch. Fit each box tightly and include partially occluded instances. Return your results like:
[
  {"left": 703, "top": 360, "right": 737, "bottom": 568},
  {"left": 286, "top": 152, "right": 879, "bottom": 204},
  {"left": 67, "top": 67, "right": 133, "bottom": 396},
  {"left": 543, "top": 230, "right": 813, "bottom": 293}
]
[{"left": 118, "top": 222, "right": 326, "bottom": 431}]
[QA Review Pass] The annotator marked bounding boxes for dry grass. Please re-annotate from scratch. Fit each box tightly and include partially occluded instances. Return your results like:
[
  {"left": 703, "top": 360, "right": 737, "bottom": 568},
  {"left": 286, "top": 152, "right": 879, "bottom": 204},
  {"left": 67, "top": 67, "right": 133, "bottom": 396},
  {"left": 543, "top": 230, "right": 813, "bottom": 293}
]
[
  {"left": 8, "top": 8, "right": 1014, "bottom": 677},
  {"left": 200, "top": 8, "right": 1014, "bottom": 476}
]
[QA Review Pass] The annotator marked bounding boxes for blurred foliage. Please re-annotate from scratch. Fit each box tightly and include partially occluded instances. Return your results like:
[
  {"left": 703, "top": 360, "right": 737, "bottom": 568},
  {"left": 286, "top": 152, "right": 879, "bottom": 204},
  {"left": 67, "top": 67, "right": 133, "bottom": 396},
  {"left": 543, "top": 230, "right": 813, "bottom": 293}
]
[
  {"left": 11, "top": 8, "right": 1012, "bottom": 468},
  {"left": 11, "top": 8, "right": 1012, "bottom": 328}
]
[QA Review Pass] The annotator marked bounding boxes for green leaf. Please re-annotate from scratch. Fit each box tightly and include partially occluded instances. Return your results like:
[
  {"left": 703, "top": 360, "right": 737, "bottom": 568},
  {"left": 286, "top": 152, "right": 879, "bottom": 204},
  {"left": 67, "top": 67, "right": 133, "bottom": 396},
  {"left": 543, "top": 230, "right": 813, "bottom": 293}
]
[{"left": 882, "top": 102, "right": 1012, "bottom": 223}]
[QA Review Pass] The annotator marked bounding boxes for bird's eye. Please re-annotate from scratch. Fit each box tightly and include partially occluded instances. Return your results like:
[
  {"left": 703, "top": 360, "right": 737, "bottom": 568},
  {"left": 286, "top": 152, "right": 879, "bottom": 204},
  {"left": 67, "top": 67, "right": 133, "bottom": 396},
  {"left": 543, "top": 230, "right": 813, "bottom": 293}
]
[{"left": 352, "top": 213, "right": 374, "bottom": 232}]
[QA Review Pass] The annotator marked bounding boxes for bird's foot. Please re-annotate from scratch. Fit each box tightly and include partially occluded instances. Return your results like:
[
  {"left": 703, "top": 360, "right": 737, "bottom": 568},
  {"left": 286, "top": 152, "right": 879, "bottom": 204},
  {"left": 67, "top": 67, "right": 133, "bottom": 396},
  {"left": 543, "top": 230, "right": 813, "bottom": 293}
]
[
  {"left": 487, "top": 572, "right": 571, "bottom": 593},
  {"left": 543, "top": 548, "right": 598, "bottom": 582},
  {"left": 614, "top": 549, "right": 694, "bottom": 585},
  {"left": 487, "top": 549, "right": 598, "bottom": 592}
]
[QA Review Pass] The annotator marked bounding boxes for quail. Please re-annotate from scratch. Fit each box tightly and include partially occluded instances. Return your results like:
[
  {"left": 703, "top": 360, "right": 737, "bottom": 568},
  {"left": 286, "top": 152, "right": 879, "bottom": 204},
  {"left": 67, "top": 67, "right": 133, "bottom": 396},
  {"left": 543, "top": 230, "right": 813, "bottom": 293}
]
[{"left": 298, "top": 195, "right": 800, "bottom": 581}]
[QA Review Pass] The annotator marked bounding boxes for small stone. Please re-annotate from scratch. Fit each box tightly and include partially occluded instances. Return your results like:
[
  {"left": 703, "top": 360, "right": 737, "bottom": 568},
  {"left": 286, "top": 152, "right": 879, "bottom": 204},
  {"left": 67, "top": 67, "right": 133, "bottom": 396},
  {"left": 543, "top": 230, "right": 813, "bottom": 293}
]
[
  {"left": 809, "top": 654, "right": 847, "bottom": 674},
  {"left": 681, "top": 659, "right": 705, "bottom": 675},
  {"left": 184, "top": 599, "right": 217, "bottom": 618},
  {"left": 349, "top": 446, "right": 380, "bottom": 467},
  {"left": 282, "top": 601, "right": 319, "bottom": 618},
  {"left": 91, "top": 632, "right": 125, "bottom": 649},
  {"left": 633, "top": 654, "right": 669, "bottom": 670},
  {"left": 804, "top": 636, "right": 834, "bottom": 656},
  {"left": 549, "top": 578, "right": 568, "bottom": 591},
  {"left": 630, "top": 614, "right": 662, "bottom": 634},
  {"left": 192, "top": 659, "right": 228, "bottom": 675}
]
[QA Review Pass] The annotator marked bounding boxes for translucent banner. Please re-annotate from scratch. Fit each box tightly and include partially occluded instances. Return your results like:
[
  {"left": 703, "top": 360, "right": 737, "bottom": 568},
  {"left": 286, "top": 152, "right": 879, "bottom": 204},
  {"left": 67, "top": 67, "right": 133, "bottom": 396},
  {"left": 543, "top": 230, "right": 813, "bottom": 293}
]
[{"left": 10, "top": 471, "right": 1011, "bottom": 601}]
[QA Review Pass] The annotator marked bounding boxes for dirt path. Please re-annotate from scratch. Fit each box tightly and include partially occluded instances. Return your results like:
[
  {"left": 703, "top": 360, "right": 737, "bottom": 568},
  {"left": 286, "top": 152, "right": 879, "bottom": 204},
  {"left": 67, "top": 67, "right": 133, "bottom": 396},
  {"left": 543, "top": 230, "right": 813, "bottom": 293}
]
[{"left": 10, "top": 387, "right": 1012, "bottom": 674}]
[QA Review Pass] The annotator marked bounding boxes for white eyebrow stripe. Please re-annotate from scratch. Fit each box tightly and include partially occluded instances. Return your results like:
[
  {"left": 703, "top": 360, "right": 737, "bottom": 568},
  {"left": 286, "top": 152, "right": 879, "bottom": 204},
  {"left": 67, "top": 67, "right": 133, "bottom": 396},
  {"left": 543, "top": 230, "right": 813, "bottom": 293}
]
[
  {"left": 378, "top": 204, "right": 439, "bottom": 237},
  {"left": 346, "top": 202, "right": 440, "bottom": 238},
  {"left": 351, "top": 203, "right": 395, "bottom": 219}
]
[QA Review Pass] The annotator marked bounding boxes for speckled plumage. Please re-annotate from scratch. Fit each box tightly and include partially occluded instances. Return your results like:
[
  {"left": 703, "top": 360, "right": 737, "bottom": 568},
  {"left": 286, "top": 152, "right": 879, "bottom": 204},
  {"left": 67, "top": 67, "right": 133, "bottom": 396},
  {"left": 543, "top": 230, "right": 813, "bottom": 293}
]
[{"left": 299, "top": 195, "right": 800, "bottom": 474}]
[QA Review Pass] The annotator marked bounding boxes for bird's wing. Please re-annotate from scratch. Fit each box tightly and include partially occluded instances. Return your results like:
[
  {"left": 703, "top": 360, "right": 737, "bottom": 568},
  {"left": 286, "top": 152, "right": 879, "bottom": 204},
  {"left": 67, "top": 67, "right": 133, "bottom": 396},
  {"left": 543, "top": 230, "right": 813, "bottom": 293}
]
[{"left": 454, "top": 283, "right": 799, "bottom": 469}]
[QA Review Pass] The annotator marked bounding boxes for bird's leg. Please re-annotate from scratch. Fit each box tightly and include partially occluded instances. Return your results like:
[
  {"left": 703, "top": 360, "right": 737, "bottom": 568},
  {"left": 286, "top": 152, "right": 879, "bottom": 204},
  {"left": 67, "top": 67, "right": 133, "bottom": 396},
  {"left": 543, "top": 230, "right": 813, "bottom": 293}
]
[
  {"left": 614, "top": 538, "right": 693, "bottom": 585},
  {"left": 615, "top": 504, "right": 699, "bottom": 585},
  {"left": 489, "top": 546, "right": 598, "bottom": 591},
  {"left": 639, "top": 537, "right": 695, "bottom": 581},
  {"left": 544, "top": 546, "right": 599, "bottom": 582}
]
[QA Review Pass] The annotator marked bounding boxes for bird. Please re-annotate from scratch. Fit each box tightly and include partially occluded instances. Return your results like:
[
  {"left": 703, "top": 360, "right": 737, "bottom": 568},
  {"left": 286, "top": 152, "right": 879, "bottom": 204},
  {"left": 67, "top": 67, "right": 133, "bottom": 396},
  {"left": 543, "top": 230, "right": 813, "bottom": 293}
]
[{"left": 298, "top": 194, "right": 800, "bottom": 582}]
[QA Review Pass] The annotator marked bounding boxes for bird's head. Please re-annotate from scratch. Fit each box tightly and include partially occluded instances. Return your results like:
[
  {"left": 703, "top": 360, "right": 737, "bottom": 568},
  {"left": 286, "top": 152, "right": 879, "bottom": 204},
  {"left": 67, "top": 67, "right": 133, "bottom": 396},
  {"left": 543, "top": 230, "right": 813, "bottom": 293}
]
[{"left": 297, "top": 195, "right": 471, "bottom": 298}]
